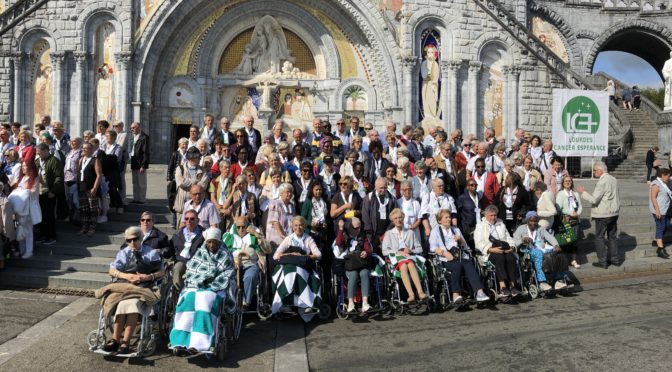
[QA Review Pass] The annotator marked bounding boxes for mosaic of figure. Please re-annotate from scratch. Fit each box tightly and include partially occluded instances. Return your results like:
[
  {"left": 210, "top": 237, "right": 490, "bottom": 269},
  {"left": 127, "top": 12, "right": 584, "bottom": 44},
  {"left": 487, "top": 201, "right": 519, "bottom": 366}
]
[
  {"left": 421, "top": 44, "right": 441, "bottom": 124},
  {"left": 95, "top": 23, "right": 117, "bottom": 122},
  {"left": 33, "top": 52, "right": 53, "bottom": 124},
  {"left": 531, "top": 16, "right": 569, "bottom": 63}
]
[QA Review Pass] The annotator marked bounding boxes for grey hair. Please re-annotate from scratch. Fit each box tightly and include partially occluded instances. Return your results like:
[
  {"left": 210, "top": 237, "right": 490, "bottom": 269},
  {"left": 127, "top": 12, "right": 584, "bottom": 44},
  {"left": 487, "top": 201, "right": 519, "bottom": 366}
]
[
  {"left": 593, "top": 161, "right": 607, "bottom": 173},
  {"left": 279, "top": 182, "right": 294, "bottom": 194},
  {"left": 484, "top": 205, "right": 499, "bottom": 215},
  {"left": 219, "top": 158, "right": 231, "bottom": 168},
  {"left": 400, "top": 180, "right": 413, "bottom": 189},
  {"left": 178, "top": 137, "right": 189, "bottom": 146},
  {"left": 431, "top": 178, "right": 444, "bottom": 187}
]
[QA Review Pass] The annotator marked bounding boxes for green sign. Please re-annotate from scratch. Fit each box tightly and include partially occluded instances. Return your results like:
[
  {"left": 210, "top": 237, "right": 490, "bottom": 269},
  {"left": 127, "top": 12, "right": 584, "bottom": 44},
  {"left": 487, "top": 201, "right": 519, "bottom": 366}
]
[{"left": 561, "top": 96, "right": 600, "bottom": 134}]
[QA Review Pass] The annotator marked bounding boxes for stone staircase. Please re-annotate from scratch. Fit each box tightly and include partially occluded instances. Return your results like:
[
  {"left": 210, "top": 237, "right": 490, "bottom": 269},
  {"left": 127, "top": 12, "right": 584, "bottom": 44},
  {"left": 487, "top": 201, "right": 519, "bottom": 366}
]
[
  {"left": 606, "top": 108, "right": 659, "bottom": 180},
  {"left": 0, "top": 200, "right": 175, "bottom": 290}
]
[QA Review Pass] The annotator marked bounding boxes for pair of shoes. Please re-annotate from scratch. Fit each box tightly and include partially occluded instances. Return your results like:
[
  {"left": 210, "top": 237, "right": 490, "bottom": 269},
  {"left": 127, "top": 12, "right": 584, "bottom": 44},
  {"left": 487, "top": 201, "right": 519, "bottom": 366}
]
[
  {"left": 347, "top": 303, "right": 356, "bottom": 313},
  {"left": 592, "top": 262, "right": 608, "bottom": 269},
  {"left": 499, "top": 288, "right": 510, "bottom": 297},
  {"left": 187, "top": 347, "right": 198, "bottom": 355},
  {"left": 539, "top": 282, "right": 552, "bottom": 292},
  {"left": 361, "top": 303, "right": 371, "bottom": 313},
  {"left": 452, "top": 295, "right": 464, "bottom": 305},
  {"left": 610, "top": 261, "right": 623, "bottom": 267},
  {"left": 571, "top": 260, "right": 581, "bottom": 269},
  {"left": 21, "top": 252, "right": 33, "bottom": 259},
  {"left": 510, "top": 288, "right": 521, "bottom": 297},
  {"left": 43, "top": 239, "right": 56, "bottom": 246},
  {"left": 476, "top": 291, "right": 490, "bottom": 302},
  {"left": 102, "top": 339, "right": 119, "bottom": 352},
  {"left": 554, "top": 280, "right": 568, "bottom": 290},
  {"left": 303, "top": 307, "right": 316, "bottom": 314},
  {"left": 657, "top": 248, "right": 670, "bottom": 259},
  {"left": 418, "top": 295, "right": 428, "bottom": 304},
  {"left": 118, "top": 342, "right": 131, "bottom": 354},
  {"left": 663, "top": 248, "right": 671, "bottom": 258}
]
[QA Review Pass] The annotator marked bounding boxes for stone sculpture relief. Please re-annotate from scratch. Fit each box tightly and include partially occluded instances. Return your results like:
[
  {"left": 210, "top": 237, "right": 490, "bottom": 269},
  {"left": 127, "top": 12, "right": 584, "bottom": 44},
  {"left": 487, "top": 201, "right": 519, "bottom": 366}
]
[{"left": 233, "top": 15, "right": 296, "bottom": 75}]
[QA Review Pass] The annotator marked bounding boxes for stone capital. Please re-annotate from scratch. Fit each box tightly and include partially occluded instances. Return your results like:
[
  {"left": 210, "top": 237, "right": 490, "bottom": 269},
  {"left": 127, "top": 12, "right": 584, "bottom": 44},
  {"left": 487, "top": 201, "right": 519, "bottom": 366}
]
[
  {"left": 401, "top": 55, "right": 418, "bottom": 69},
  {"left": 49, "top": 51, "right": 66, "bottom": 67},
  {"left": 73, "top": 51, "right": 89, "bottom": 64},
  {"left": 468, "top": 61, "right": 482, "bottom": 74},
  {"left": 114, "top": 52, "right": 132, "bottom": 69}
]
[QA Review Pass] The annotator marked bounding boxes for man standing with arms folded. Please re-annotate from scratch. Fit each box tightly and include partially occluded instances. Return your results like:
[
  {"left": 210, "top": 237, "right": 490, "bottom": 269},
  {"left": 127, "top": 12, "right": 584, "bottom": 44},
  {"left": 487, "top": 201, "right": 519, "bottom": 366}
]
[
  {"left": 576, "top": 161, "right": 620, "bottom": 269},
  {"left": 35, "top": 143, "right": 64, "bottom": 245},
  {"left": 130, "top": 121, "right": 149, "bottom": 204}
]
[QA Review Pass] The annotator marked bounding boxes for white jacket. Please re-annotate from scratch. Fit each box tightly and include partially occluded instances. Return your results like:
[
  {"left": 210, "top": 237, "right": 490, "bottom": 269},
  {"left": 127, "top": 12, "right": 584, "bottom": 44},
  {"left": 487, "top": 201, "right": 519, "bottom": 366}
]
[{"left": 473, "top": 218, "right": 515, "bottom": 265}]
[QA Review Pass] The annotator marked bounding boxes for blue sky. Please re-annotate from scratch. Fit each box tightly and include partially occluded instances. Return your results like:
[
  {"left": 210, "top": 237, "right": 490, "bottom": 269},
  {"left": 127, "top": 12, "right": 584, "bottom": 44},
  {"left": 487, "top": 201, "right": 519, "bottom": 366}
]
[{"left": 593, "top": 51, "right": 664, "bottom": 89}]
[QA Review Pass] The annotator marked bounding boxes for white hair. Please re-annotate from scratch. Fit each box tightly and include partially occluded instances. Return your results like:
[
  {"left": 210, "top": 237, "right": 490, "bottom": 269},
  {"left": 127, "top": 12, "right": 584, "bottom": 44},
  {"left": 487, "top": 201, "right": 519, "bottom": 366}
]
[{"left": 594, "top": 161, "right": 608, "bottom": 173}]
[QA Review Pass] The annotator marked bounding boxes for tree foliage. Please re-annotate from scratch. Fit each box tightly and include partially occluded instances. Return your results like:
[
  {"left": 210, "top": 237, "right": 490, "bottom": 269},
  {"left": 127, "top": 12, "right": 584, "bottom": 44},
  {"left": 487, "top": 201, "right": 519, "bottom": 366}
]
[{"left": 640, "top": 87, "right": 664, "bottom": 110}]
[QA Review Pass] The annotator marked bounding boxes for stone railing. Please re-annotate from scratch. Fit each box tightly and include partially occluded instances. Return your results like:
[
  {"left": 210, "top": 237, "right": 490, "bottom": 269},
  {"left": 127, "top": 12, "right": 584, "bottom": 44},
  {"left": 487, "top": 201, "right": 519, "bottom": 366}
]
[
  {"left": 473, "top": 0, "right": 588, "bottom": 89},
  {"left": 564, "top": 0, "right": 672, "bottom": 12},
  {"left": 0, "top": 0, "right": 49, "bottom": 37}
]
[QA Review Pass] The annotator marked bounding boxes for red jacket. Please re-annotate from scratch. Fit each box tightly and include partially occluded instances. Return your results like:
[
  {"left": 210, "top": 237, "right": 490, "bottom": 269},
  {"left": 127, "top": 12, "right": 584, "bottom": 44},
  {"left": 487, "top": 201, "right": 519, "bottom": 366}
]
[
  {"left": 472, "top": 172, "right": 499, "bottom": 208},
  {"left": 17, "top": 144, "right": 36, "bottom": 164}
]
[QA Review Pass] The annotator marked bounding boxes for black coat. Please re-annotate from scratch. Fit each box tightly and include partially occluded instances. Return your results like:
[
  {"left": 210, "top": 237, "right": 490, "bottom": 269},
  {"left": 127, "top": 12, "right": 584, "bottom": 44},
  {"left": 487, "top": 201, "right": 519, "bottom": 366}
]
[
  {"left": 364, "top": 156, "right": 389, "bottom": 185},
  {"left": 163, "top": 226, "right": 205, "bottom": 263},
  {"left": 457, "top": 190, "right": 482, "bottom": 231},
  {"left": 130, "top": 132, "right": 150, "bottom": 170}
]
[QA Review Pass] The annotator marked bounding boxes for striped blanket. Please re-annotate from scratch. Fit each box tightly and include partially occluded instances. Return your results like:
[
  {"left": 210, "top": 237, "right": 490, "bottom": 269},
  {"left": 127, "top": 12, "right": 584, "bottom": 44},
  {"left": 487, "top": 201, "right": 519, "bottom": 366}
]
[
  {"left": 271, "top": 264, "right": 322, "bottom": 322},
  {"left": 169, "top": 288, "right": 234, "bottom": 352},
  {"left": 387, "top": 253, "right": 427, "bottom": 280}
]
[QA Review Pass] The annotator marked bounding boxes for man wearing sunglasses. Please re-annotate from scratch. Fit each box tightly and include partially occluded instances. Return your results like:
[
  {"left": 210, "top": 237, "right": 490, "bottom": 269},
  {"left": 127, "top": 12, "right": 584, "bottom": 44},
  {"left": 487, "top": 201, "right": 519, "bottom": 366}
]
[
  {"left": 348, "top": 116, "right": 366, "bottom": 138},
  {"left": 164, "top": 209, "right": 204, "bottom": 290}
]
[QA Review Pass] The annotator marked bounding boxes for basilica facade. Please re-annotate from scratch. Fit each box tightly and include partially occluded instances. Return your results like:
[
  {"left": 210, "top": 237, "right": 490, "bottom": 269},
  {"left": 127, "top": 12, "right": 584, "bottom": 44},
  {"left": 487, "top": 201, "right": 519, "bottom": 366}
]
[{"left": 0, "top": 0, "right": 575, "bottom": 162}]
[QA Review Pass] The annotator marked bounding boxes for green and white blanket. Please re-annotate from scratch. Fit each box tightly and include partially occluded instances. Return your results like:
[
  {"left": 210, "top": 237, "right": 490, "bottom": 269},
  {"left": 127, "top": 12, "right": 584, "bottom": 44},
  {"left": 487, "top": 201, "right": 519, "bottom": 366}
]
[
  {"left": 169, "top": 288, "right": 234, "bottom": 352},
  {"left": 271, "top": 264, "right": 322, "bottom": 322},
  {"left": 387, "top": 253, "right": 427, "bottom": 280}
]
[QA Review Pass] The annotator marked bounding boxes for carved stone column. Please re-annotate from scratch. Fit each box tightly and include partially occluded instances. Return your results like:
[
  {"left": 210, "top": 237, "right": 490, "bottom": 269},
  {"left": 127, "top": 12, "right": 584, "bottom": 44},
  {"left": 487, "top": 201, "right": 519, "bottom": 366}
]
[
  {"left": 11, "top": 53, "right": 24, "bottom": 124},
  {"left": 508, "top": 67, "right": 521, "bottom": 141},
  {"left": 467, "top": 61, "right": 482, "bottom": 137},
  {"left": 115, "top": 52, "right": 132, "bottom": 127},
  {"left": 401, "top": 56, "right": 417, "bottom": 126},
  {"left": 447, "top": 60, "right": 461, "bottom": 132},
  {"left": 50, "top": 51, "right": 66, "bottom": 122},
  {"left": 73, "top": 51, "right": 89, "bottom": 136},
  {"left": 501, "top": 66, "right": 512, "bottom": 138}
]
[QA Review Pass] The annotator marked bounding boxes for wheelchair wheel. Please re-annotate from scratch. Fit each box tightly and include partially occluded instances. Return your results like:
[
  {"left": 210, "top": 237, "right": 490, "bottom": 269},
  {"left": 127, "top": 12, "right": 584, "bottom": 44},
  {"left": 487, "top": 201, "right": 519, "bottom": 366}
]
[
  {"left": 488, "top": 288, "right": 498, "bottom": 303},
  {"left": 140, "top": 338, "right": 157, "bottom": 357},
  {"left": 528, "top": 284, "right": 539, "bottom": 299},
  {"left": 87, "top": 330, "right": 105, "bottom": 348},
  {"left": 380, "top": 299, "right": 393, "bottom": 316},
  {"left": 336, "top": 303, "right": 349, "bottom": 320},
  {"left": 258, "top": 303, "right": 273, "bottom": 320},
  {"left": 318, "top": 303, "right": 332, "bottom": 320}
]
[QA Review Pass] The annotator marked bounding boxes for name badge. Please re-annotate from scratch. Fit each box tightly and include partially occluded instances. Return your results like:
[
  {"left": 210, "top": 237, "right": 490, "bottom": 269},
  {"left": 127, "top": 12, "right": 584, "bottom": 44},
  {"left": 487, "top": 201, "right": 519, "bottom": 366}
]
[{"left": 379, "top": 205, "right": 387, "bottom": 220}]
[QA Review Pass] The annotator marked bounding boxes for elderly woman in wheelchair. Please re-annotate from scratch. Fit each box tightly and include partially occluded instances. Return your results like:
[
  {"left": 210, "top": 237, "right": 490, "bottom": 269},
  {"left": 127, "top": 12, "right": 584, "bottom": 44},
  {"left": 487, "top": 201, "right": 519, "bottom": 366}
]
[
  {"left": 96, "top": 226, "right": 164, "bottom": 355},
  {"left": 429, "top": 209, "right": 490, "bottom": 305},
  {"left": 513, "top": 212, "right": 568, "bottom": 293},
  {"left": 272, "top": 216, "right": 323, "bottom": 322},
  {"left": 169, "top": 227, "right": 236, "bottom": 355},
  {"left": 382, "top": 208, "right": 428, "bottom": 305}
]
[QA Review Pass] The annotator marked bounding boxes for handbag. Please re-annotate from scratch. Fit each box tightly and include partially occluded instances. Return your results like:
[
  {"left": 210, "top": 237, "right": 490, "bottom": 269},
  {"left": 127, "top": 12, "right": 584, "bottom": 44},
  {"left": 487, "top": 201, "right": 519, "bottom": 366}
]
[
  {"left": 554, "top": 222, "right": 577, "bottom": 246},
  {"left": 29, "top": 195, "right": 42, "bottom": 225},
  {"left": 344, "top": 250, "right": 370, "bottom": 271},
  {"left": 563, "top": 215, "right": 579, "bottom": 226},
  {"left": 278, "top": 245, "right": 313, "bottom": 270}
]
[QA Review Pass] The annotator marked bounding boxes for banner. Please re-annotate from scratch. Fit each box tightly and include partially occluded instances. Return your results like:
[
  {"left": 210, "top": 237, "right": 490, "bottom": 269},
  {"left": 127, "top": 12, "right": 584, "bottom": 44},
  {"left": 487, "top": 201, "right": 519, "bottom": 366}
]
[{"left": 552, "top": 89, "right": 609, "bottom": 157}]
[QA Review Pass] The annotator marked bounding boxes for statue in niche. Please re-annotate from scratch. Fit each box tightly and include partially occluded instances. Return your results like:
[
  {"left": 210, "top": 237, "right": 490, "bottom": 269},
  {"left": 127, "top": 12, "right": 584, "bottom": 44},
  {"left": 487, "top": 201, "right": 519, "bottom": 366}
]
[
  {"left": 663, "top": 51, "right": 672, "bottom": 110},
  {"left": 232, "top": 15, "right": 296, "bottom": 75},
  {"left": 420, "top": 44, "right": 441, "bottom": 124},
  {"left": 96, "top": 64, "right": 116, "bottom": 121},
  {"left": 34, "top": 64, "right": 53, "bottom": 124}
]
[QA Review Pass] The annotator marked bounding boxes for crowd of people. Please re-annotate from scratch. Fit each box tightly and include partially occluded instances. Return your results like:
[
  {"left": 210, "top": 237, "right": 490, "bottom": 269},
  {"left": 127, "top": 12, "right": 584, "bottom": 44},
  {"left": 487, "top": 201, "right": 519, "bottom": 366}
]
[{"left": 0, "top": 116, "right": 152, "bottom": 268}]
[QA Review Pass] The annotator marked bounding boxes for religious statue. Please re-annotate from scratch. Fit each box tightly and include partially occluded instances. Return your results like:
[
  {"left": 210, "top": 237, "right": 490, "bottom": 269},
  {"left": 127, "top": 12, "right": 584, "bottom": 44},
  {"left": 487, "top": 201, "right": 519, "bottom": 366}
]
[
  {"left": 232, "top": 15, "right": 296, "bottom": 76},
  {"left": 420, "top": 44, "right": 441, "bottom": 124},
  {"left": 258, "top": 80, "right": 275, "bottom": 111},
  {"left": 663, "top": 51, "right": 672, "bottom": 110},
  {"left": 33, "top": 64, "right": 53, "bottom": 124}
]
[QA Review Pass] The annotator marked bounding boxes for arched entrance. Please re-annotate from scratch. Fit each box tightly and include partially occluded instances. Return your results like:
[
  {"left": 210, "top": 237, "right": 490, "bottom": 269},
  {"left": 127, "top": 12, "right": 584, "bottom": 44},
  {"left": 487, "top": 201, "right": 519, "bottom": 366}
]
[{"left": 132, "top": 0, "right": 401, "bottom": 162}]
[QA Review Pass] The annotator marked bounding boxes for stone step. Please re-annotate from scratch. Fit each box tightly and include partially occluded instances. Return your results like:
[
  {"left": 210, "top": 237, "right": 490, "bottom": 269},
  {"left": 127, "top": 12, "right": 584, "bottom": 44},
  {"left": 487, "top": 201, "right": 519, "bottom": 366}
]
[
  {"left": 572, "top": 255, "right": 672, "bottom": 282},
  {"left": 9, "top": 253, "right": 112, "bottom": 273},
  {"left": 40, "top": 243, "right": 121, "bottom": 259},
  {"left": 0, "top": 267, "right": 109, "bottom": 289}
]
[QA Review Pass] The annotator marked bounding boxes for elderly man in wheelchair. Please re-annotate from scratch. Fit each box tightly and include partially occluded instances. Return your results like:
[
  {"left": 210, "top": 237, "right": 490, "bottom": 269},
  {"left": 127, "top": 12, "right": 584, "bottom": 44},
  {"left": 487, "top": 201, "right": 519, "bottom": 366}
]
[
  {"left": 512, "top": 212, "right": 569, "bottom": 293},
  {"left": 169, "top": 227, "right": 236, "bottom": 355}
]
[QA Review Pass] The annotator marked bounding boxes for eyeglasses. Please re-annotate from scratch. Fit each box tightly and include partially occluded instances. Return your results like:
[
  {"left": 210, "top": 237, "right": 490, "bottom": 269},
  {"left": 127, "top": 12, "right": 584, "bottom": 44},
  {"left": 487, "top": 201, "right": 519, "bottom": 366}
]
[
  {"left": 125, "top": 237, "right": 140, "bottom": 243},
  {"left": 301, "top": 169, "right": 311, "bottom": 173},
  {"left": 467, "top": 184, "right": 477, "bottom": 187},
  {"left": 184, "top": 217, "right": 196, "bottom": 221},
  {"left": 364, "top": 127, "right": 373, "bottom": 130},
  {"left": 475, "top": 165, "right": 485, "bottom": 169},
  {"left": 140, "top": 218, "right": 152, "bottom": 222},
  {"left": 236, "top": 225, "right": 246, "bottom": 229},
  {"left": 191, "top": 192, "right": 202, "bottom": 196},
  {"left": 236, "top": 135, "right": 244, "bottom": 138},
  {"left": 339, "top": 182, "right": 349, "bottom": 186},
  {"left": 463, "top": 144, "right": 471, "bottom": 147}
]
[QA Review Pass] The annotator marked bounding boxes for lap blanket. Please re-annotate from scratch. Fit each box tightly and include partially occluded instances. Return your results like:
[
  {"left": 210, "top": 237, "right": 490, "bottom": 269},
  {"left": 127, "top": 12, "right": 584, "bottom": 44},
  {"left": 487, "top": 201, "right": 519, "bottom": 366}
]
[
  {"left": 271, "top": 264, "right": 322, "bottom": 322},
  {"left": 169, "top": 288, "right": 234, "bottom": 352},
  {"left": 387, "top": 253, "right": 426, "bottom": 280}
]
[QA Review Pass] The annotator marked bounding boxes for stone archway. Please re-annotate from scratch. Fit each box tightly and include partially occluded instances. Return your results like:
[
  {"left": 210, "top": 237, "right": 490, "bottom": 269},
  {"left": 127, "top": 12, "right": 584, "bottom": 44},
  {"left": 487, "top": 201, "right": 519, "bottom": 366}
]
[
  {"left": 131, "top": 0, "right": 402, "bottom": 162},
  {"left": 585, "top": 21, "right": 672, "bottom": 79}
]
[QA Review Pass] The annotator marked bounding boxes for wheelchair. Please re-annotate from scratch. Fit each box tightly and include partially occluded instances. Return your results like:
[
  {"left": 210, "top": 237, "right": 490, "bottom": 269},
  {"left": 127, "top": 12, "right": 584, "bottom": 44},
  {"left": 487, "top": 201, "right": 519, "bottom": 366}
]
[
  {"left": 478, "top": 254, "right": 526, "bottom": 304},
  {"left": 88, "top": 277, "right": 170, "bottom": 358},
  {"left": 167, "top": 285, "right": 243, "bottom": 361},
  {"left": 384, "top": 256, "right": 434, "bottom": 315},
  {"left": 519, "top": 245, "right": 574, "bottom": 299},
  {"left": 331, "top": 254, "right": 393, "bottom": 320},
  {"left": 427, "top": 252, "right": 483, "bottom": 311},
  {"left": 234, "top": 255, "right": 273, "bottom": 320}
]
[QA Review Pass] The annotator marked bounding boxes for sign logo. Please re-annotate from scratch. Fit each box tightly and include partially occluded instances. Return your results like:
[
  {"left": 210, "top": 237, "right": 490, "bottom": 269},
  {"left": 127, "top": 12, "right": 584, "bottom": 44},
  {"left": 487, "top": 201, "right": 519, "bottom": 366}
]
[{"left": 561, "top": 96, "right": 600, "bottom": 134}]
